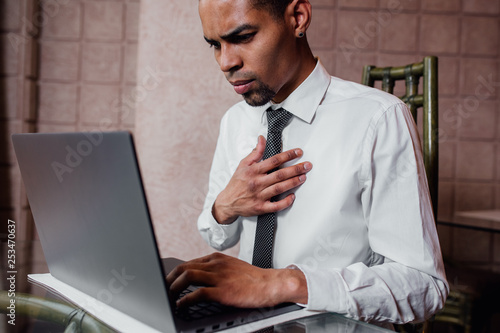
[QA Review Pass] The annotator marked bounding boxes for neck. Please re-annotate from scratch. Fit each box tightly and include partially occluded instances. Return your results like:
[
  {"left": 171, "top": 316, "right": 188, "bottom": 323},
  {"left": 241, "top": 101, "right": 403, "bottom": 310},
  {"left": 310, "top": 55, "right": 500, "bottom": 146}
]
[{"left": 272, "top": 44, "right": 317, "bottom": 103}]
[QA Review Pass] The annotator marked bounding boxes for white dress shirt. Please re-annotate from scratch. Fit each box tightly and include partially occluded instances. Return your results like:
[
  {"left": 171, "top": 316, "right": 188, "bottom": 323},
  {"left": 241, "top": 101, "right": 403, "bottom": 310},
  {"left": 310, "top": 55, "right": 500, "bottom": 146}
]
[{"left": 197, "top": 60, "right": 449, "bottom": 324}]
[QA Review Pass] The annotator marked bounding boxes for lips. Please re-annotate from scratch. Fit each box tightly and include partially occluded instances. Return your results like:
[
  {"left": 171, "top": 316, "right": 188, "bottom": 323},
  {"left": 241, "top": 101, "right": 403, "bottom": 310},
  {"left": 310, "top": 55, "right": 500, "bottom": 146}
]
[{"left": 231, "top": 79, "right": 254, "bottom": 95}]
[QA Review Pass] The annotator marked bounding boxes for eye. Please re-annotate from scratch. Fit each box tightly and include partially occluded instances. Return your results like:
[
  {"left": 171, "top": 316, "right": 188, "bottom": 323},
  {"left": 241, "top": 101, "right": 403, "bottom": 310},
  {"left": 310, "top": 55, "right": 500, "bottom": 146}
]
[
  {"left": 230, "top": 32, "right": 256, "bottom": 44},
  {"left": 209, "top": 41, "right": 221, "bottom": 50},
  {"left": 204, "top": 37, "right": 221, "bottom": 50}
]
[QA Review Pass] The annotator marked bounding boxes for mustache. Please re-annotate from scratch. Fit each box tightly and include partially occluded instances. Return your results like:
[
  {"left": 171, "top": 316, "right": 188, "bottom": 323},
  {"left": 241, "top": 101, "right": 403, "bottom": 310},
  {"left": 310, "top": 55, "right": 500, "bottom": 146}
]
[{"left": 225, "top": 71, "right": 257, "bottom": 82}]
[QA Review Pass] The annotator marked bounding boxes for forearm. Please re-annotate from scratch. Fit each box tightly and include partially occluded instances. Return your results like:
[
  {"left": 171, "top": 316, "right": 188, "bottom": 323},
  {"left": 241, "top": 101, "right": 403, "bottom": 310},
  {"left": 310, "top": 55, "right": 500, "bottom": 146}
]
[{"left": 296, "top": 261, "right": 448, "bottom": 324}]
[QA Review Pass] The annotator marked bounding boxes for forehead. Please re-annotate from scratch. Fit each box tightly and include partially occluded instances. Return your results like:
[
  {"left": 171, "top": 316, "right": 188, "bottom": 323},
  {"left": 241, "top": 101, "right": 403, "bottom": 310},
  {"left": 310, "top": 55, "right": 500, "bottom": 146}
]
[{"left": 199, "top": 0, "right": 269, "bottom": 35}]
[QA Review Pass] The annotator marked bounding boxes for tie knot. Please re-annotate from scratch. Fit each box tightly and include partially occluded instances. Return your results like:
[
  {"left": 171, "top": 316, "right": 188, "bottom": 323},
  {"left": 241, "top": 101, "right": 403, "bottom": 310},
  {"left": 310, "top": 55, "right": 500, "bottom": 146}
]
[{"left": 266, "top": 108, "right": 292, "bottom": 133}]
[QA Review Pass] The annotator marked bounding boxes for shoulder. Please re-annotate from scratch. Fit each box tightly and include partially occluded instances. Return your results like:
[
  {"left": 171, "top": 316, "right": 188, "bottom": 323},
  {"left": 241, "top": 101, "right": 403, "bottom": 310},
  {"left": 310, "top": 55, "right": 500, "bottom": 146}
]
[
  {"left": 321, "top": 76, "right": 410, "bottom": 126},
  {"left": 324, "top": 76, "right": 405, "bottom": 111}
]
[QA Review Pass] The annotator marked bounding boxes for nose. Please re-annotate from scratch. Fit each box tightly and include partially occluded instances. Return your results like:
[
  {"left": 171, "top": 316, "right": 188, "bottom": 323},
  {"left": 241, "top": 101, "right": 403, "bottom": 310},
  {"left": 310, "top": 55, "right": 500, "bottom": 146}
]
[{"left": 217, "top": 44, "right": 242, "bottom": 73}]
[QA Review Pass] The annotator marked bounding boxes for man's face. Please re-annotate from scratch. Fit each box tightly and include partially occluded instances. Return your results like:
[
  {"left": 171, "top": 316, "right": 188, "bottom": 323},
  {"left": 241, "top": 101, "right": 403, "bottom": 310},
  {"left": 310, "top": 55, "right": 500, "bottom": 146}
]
[{"left": 199, "top": 0, "right": 300, "bottom": 106}]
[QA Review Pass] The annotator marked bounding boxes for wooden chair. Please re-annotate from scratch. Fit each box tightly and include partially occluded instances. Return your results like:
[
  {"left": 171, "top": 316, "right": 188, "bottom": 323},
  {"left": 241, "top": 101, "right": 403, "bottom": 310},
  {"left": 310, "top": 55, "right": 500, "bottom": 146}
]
[
  {"left": 362, "top": 57, "right": 478, "bottom": 333},
  {"left": 361, "top": 56, "right": 439, "bottom": 219}
]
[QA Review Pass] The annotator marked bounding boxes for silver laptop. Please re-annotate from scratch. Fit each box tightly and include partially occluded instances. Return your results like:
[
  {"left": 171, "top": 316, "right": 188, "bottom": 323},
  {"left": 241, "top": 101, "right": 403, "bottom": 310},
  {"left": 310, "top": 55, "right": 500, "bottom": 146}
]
[{"left": 12, "top": 131, "right": 300, "bottom": 333}]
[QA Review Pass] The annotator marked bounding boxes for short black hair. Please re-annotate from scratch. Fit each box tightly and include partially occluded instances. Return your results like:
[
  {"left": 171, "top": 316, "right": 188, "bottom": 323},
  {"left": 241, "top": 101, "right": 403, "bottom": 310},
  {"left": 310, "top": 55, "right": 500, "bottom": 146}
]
[{"left": 250, "top": 0, "right": 294, "bottom": 21}]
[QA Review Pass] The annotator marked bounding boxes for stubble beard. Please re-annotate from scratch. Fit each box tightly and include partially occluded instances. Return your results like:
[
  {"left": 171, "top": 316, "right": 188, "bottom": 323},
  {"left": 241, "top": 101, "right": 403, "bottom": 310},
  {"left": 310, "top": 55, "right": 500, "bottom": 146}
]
[{"left": 242, "top": 80, "right": 277, "bottom": 107}]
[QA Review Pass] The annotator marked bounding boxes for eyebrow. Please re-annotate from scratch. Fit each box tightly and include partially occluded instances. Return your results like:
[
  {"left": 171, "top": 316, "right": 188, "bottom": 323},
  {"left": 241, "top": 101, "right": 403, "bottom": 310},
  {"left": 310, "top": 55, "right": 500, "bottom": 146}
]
[{"left": 204, "top": 24, "right": 258, "bottom": 44}]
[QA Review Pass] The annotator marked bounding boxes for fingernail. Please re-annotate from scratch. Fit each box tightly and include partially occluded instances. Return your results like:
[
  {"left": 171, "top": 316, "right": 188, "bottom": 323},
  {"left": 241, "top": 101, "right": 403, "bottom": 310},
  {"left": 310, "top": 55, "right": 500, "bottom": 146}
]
[
  {"left": 304, "top": 162, "right": 312, "bottom": 171},
  {"left": 299, "top": 175, "right": 306, "bottom": 182},
  {"left": 295, "top": 149, "right": 302, "bottom": 156}
]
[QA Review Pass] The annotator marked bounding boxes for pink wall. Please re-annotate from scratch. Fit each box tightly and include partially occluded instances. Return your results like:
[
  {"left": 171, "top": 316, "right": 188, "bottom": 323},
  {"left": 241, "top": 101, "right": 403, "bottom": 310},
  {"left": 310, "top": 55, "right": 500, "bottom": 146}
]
[{"left": 135, "top": 1, "right": 240, "bottom": 259}]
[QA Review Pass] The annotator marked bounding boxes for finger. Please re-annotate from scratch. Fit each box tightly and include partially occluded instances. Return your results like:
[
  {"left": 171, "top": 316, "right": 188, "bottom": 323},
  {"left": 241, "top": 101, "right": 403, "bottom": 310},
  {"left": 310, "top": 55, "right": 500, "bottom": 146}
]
[
  {"left": 261, "top": 174, "right": 308, "bottom": 200},
  {"left": 166, "top": 253, "right": 216, "bottom": 285},
  {"left": 260, "top": 193, "right": 296, "bottom": 213},
  {"left": 260, "top": 161, "right": 312, "bottom": 190},
  {"left": 167, "top": 252, "right": 229, "bottom": 288},
  {"left": 176, "top": 287, "right": 219, "bottom": 308},
  {"left": 170, "top": 269, "right": 217, "bottom": 297},
  {"left": 258, "top": 148, "right": 304, "bottom": 173},
  {"left": 245, "top": 135, "right": 266, "bottom": 165}
]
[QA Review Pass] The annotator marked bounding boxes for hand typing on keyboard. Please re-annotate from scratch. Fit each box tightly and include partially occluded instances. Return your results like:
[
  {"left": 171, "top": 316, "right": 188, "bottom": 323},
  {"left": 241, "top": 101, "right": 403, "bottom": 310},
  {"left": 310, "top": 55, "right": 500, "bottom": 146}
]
[
  {"left": 166, "top": 252, "right": 308, "bottom": 309},
  {"left": 174, "top": 286, "right": 228, "bottom": 321}
]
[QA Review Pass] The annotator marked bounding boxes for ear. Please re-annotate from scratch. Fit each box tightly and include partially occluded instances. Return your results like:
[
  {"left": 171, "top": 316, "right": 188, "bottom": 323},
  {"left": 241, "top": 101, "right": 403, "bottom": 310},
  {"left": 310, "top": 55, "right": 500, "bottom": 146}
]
[{"left": 286, "top": 0, "right": 312, "bottom": 38}]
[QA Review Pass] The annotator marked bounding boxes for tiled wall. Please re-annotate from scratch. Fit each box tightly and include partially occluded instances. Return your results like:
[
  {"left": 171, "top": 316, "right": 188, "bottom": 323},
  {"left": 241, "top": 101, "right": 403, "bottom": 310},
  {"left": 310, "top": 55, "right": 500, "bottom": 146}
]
[
  {"left": 37, "top": 0, "right": 138, "bottom": 133},
  {"left": 1, "top": 0, "right": 499, "bottom": 272}
]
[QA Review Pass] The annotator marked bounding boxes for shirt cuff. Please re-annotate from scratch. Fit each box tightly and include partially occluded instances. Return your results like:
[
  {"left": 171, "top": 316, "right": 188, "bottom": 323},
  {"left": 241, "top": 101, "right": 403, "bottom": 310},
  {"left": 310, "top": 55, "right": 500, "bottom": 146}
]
[
  {"left": 198, "top": 201, "right": 241, "bottom": 251},
  {"left": 208, "top": 211, "right": 241, "bottom": 242},
  {"left": 288, "top": 264, "right": 349, "bottom": 313}
]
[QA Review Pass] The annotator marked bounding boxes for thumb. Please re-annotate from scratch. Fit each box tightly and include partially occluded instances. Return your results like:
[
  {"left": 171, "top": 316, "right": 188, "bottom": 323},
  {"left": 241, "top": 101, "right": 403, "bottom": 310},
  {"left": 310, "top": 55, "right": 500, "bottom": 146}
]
[{"left": 248, "top": 135, "right": 266, "bottom": 164}]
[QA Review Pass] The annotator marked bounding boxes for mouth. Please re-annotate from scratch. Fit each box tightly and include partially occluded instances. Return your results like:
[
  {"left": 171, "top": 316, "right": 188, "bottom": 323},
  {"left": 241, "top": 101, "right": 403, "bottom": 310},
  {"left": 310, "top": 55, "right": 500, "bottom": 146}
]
[{"left": 230, "top": 79, "right": 254, "bottom": 95}]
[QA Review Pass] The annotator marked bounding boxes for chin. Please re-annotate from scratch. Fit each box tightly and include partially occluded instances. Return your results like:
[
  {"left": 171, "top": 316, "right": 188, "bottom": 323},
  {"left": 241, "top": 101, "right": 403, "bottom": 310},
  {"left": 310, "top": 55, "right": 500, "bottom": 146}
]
[
  {"left": 244, "top": 98, "right": 269, "bottom": 107},
  {"left": 243, "top": 91, "right": 275, "bottom": 107}
]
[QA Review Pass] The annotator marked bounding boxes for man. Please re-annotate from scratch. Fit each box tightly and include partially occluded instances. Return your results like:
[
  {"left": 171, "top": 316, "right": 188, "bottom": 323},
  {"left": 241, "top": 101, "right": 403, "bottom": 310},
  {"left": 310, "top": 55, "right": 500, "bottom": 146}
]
[{"left": 167, "top": 0, "right": 449, "bottom": 325}]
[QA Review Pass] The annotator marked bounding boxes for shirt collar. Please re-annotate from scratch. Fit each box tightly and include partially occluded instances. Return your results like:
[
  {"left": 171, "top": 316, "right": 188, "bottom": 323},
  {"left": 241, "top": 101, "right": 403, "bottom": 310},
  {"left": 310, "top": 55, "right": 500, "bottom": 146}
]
[{"left": 260, "top": 58, "right": 331, "bottom": 124}]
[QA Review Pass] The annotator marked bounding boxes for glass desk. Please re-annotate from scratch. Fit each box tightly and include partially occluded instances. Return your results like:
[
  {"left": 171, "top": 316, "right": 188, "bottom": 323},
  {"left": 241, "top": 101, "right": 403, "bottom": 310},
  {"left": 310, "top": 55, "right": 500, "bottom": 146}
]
[
  {"left": 437, "top": 210, "right": 500, "bottom": 233},
  {"left": 274, "top": 313, "right": 393, "bottom": 332},
  {"left": 0, "top": 282, "right": 393, "bottom": 333}
]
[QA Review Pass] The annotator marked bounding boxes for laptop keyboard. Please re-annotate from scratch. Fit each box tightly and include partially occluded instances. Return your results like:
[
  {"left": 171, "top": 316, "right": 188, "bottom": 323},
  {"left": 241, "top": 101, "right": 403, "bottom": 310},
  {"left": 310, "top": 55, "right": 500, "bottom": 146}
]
[{"left": 175, "top": 287, "right": 227, "bottom": 321}]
